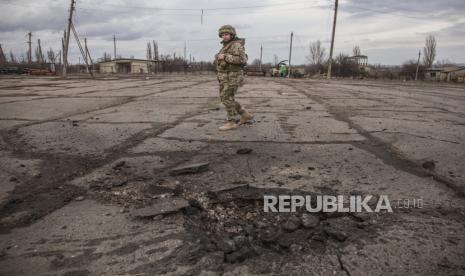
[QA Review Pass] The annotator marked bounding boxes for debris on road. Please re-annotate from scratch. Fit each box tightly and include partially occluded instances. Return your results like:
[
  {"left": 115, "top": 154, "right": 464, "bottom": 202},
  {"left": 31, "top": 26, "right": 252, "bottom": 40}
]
[
  {"left": 236, "top": 148, "right": 253, "bottom": 154},
  {"left": 168, "top": 162, "right": 210, "bottom": 176},
  {"left": 130, "top": 197, "right": 190, "bottom": 218},
  {"left": 282, "top": 216, "right": 301, "bottom": 232},
  {"left": 112, "top": 160, "right": 126, "bottom": 170},
  {"left": 422, "top": 160, "right": 436, "bottom": 170},
  {"left": 112, "top": 180, "right": 128, "bottom": 187},
  {"left": 301, "top": 213, "right": 320, "bottom": 229}
]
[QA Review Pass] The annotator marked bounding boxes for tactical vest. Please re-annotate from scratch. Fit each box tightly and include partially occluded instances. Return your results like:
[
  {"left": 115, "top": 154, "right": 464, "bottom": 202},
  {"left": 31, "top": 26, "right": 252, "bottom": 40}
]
[{"left": 216, "top": 39, "right": 247, "bottom": 72}]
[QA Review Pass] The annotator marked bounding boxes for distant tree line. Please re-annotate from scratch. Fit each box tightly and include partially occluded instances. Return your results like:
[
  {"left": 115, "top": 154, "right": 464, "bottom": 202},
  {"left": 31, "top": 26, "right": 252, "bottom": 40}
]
[{"left": 299, "top": 34, "right": 457, "bottom": 80}]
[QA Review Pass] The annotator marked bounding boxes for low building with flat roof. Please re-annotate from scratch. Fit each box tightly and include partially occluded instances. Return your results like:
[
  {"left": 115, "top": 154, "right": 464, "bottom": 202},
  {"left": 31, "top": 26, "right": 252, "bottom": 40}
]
[{"left": 98, "top": 58, "right": 158, "bottom": 74}]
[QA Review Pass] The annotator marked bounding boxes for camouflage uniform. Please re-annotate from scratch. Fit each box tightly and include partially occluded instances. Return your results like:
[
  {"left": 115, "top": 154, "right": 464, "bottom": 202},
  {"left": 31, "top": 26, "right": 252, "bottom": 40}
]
[{"left": 215, "top": 25, "right": 248, "bottom": 121}]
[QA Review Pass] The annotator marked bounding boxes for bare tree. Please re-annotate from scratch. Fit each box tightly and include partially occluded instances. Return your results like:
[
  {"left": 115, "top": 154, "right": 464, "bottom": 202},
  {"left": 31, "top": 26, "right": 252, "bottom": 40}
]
[
  {"left": 35, "top": 48, "right": 41, "bottom": 63},
  {"left": 36, "top": 39, "right": 44, "bottom": 63},
  {"left": 353, "top": 45, "right": 361, "bottom": 56},
  {"left": 9, "top": 51, "right": 17, "bottom": 63},
  {"left": 101, "top": 52, "right": 111, "bottom": 62},
  {"left": 251, "top": 58, "right": 261, "bottom": 66},
  {"left": 307, "top": 40, "right": 326, "bottom": 65},
  {"left": 146, "top": 42, "right": 152, "bottom": 60},
  {"left": 153, "top": 41, "right": 159, "bottom": 60},
  {"left": 0, "top": 44, "right": 6, "bottom": 64},
  {"left": 47, "top": 48, "right": 56, "bottom": 63},
  {"left": 331, "top": 52, "right": 359, "bottom": 77},
  {"left": 57, "top": 50, "right": 62, "bottom": 65},
  {"left": 422, "top": 35, "right": 436, "bottom": 68}
]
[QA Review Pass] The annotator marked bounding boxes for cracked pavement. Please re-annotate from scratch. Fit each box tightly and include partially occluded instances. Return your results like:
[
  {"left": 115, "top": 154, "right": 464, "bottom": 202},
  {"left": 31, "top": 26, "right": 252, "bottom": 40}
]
[{"left": 0, "top": 75, "right": 464, "bottom": 275}]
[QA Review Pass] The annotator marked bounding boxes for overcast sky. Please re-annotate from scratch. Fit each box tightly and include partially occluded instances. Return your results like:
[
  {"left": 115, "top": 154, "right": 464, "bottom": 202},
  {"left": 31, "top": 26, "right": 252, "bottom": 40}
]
[{"left": 1, "top": 0, "right": 464, "bottom": 65}]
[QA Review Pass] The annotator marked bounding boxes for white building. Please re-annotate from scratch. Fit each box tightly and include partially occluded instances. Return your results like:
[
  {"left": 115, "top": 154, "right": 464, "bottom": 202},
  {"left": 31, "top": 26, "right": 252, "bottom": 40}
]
[{"left": 98, "top": 59, "right": 158, "bottom": 74}]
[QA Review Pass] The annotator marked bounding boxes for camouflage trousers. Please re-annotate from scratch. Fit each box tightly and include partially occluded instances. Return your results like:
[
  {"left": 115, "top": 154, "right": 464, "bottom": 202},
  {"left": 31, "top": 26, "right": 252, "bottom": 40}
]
[{"left": 217, "top": 71, "right": 245, "bottom": 121}]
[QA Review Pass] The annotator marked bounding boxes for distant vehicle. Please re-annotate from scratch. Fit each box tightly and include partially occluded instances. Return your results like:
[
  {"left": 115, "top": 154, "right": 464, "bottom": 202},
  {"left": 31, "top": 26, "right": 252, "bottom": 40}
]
[
  {"left": 270, "top": 60, "right": 289, "bottom": 77},
  {"left": 268, "top": 60, "right": 303, "bottom": 78}
]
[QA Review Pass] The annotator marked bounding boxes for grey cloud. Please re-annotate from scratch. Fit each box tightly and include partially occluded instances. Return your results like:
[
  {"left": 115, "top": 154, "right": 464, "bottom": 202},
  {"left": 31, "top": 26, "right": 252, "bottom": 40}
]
[
  {"left": 434, "top": 21, "right": 465, "bottom": 37},
  {"left": 1, "top": 0, "right": 464, "bottom": 65},
  {"left": 342, "top": 0, "right": 465, "bottom": 20}
]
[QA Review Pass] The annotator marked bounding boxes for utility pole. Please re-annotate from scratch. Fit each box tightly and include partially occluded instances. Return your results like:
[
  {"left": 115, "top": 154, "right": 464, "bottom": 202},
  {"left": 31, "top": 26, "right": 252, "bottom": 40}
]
[
  {"left": 62, "top": 31, "right": 66, "bottom": 62},
  {"left": 327, "top": 0, "right": 339, "bottom": 79},
  {"left": 184, "top": 41, "right": 187, "bottom": 61},
  {"left": 27, "top": 32, "right": 32, "bottom": 64},
  {"left": 61, "top": 35, "right": 65, "bottom": 66},
  {"left": 259, "top": 44, "right": 263, "bottom": 72},
  {"left": 63, "top": 0, "right": 75, "bottom": 78},
  {"left": 37, "top": 39, "right": 44, "bottom": 63},
  {"left": 84, "top": 38, "right": 89, "bottom": 73},
  {"left": 84, "top": 38, "right": 88, "bottom": 65},
  {"left": 113, "top": 35, "right": 116, "bottom": 60},
  {"left": 287, "top": 32, "right": 293, "bottom": 78},
  {"left": 415, "top": 51, "right": 421, "bottom": 81}
]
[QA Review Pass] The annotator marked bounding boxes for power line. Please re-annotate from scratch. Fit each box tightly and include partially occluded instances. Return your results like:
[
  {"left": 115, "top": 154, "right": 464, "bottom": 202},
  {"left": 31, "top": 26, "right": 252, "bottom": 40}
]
[
  {"left": 1, "top": 0, "right": 436, "bottom": 21},
  {"left": 0, "top": 0, "right": 328, "bottom": 15},
  {"left": 77, "top": 0, "right": 323, "bottom": 11},
  {"left": 76, "top": 3, "right": 329, "bottom": 17}
]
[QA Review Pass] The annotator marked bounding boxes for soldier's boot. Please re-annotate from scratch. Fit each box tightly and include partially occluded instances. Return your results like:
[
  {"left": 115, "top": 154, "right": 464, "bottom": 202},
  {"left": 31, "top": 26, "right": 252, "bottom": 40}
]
[
  {"left": 219, "top": 121, "right": 238, "bottom": 131},
  {"left": 239, "top": 110, "right": 253, "bottom": 125}
]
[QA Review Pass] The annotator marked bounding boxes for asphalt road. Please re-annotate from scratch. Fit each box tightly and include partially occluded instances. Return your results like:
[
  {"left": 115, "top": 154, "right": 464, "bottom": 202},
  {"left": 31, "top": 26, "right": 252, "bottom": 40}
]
[{"left": 1, "top": 74, "right": 464, "bottom": 275}]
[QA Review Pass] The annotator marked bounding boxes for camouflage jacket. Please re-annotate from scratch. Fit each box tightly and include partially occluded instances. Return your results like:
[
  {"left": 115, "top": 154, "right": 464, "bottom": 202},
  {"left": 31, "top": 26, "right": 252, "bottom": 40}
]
[{"left": 215, "top": 38, "right": 247, "bottom": 72}]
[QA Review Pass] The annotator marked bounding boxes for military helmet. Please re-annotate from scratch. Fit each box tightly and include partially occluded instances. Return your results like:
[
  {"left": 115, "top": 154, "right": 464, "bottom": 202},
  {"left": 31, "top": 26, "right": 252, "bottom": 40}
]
[{"left": 218, "top": 25, "right": 236, "bottom": 38}]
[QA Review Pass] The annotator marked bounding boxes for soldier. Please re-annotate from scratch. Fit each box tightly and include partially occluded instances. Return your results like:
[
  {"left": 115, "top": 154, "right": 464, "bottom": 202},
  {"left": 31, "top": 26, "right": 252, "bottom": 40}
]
[{"left": 214, "top": 25, "right": 253, "bottom": 131}]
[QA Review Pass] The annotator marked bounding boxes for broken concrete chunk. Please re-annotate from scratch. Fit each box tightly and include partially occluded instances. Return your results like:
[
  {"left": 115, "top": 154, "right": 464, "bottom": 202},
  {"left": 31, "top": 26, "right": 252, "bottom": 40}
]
[
  {"left": 75, "top": 196, "right": 85, "bottom": 201},
  {"left": 217, "top": 238, "right": 236, "bottom": 254},
  {"left": 195, "top": 251, "right": 224, "bottom": 272},
  {"left": 278, "top": 230, "right": 310, "bottom": 248},
  {"left": 168, "top": 162, "right": 210, "bottom": 176},
  {"left": 422, "top": 160, "right": 436, "bottom": 170},
  {"left": 301, "top": 213, "right": 320, "bottom": 229},
  {"left": 325, "top": 228, "right": 348, "bottom": 242},
  {"left": 112, "top": 180, "right": 128, "bottom": 187},
  {"left": 236, "top": 148, "right": 253, "bottom": 154},
  {"left": 130, "top": 197, "right": 190, "bottom": 218},
  {"left": 225, "top": 246, "right": 254, "bottom": 263},
  {"left": 258, "top": 226, "right": 282, "bottom": 243},
  {"left": 112, "top": 160, "right": 126, "bottom": 170},
  {"left": 233, "top": 235, "right": 248, "bottom": 249},
  {"left": 282, "top": 216, "right": 301, "bottom": 232}
]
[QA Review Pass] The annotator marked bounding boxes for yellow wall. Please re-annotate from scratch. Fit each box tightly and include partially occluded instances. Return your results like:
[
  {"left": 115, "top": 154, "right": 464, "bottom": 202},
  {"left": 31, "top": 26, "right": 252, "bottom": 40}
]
[
  {"left": 100, "top": 62, "right": 115, "bottom": 73},
  {"left": 99, "top": 61, "right": 153, "bottom": 73}
]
